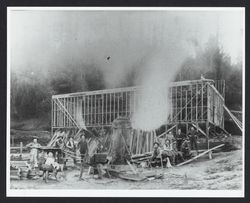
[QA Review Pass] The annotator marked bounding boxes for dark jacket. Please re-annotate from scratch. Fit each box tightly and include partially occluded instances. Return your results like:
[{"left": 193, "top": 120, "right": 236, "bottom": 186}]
[
  {"left": 176, "top": 132, "right": 186, "bottom": 140},
  {"left": 188, "top": 130, "right": 198, "bottom": 140},
  {"left": 78, "top": 140, "right": 88, "bottom": 155}
]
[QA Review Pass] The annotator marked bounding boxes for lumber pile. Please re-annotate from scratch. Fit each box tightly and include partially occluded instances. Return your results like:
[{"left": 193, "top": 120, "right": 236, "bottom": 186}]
[
  {"left": 47, "top": 130, "right": 70, "bottom": 147},
  {"left": 129, "top": 130, "right": 157, "bottom": 155},
  {"left": 10, "top": 160, "right": 31, "bottom": 180},
  {"left": 130, "top": 153, "right": 152, "bottom": 164}
]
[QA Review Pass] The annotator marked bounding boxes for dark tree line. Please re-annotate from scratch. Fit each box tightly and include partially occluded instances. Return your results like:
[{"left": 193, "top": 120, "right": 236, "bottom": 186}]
[
  {"left": 175, "top": 38, "right": 242, "bottom": 110},
  {"left": 11, "top": 38, "right": 242, "bottom": 122}
]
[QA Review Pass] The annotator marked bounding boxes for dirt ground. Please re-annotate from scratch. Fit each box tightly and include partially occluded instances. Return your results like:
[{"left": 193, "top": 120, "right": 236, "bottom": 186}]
[{"left": 10, "top": 149, "right": 242, "bottom": 190}]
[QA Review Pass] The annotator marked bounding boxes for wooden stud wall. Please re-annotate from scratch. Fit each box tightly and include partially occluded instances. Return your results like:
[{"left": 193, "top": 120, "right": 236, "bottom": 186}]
[{"left": 51, "top": 80, "right": 225, "bottom": 135}]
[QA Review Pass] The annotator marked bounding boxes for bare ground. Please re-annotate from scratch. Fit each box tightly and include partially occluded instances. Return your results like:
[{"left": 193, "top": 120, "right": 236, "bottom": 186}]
[{"left": 10, "top": 149, "right": 242, "bottom": 190}]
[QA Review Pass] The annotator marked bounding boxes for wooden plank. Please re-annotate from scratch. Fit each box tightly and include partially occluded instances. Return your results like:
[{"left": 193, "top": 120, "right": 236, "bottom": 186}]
[
  {"left": 133, "top": 91, "right": 136, "bottom": 116},
  {"left": 94, "top": 94, "right": 96, "bottom": 125},
  {"left": 125, "top": 91, "right": 128, "bottom": 116},
  {"left": 157, "top": 124, "right": 176, "bottom": 138},
  {"left": 191, "top": 123, "right": 207, "bottom": 137},
  {"left": 146, "top": 132, "right": 149, "bottom": 152},
  {"left": 64, "top": 98, "right": 66, "bottom": 127},
  {"left": 126, "top": 160, "right": 138, "bottom": 174},
  {"left": 109, "top": 93, "right": 112, "bottom": 124},
  {"left": 102, "top": 95, "right": 104, "bottom": 125},
  {"left": 51, "top": 99, "right": 54, "bottom": 135},
  {"left": 85, "top": 96, "right": 88, "bottom": 125},
  {"left": 196, "top": 84, "right": 198, "bottom": 121},
  {"left": 185, "top": 91, "right": 187, "bottom": 121},
  {"left": 55, "top": 98, "right": 79, "bottom": 128},
  {"left": 113, "top": 93, "right": 116, "bottom": 121},
  {"left": 92, "top": 95, "right": 94, "bottom": 125},
  {"left": 177, "top": 144, "right": 225, "bottom": 167},
  {"left": 130, "top": 130, "right": 134, "bottom": 152},
  {"left": 136, "top": 130, "right": 140, "bottom": 154},
  {"left": 191, "top": 84, "right": 193, "bottom": 121},
  {"left": 201, "top": 83, "right": 204, "bottom": 121},
  {"left": 151, "top": 131, "right": 153, "bottom": 151},
  {"left": 180, "top": 85, "right": 182, "bottom": 120},
  {"left": 175, "top": 87, "right": 178, "bottom": 122},
  {"left": 170, "top": 87, "right": 173, "bottom": 122},
  {"left": 52, "top": 79, "right": 214, "bottom": 99},
  {"left": 20, "top": 142, "right": 23, "bottom": 155}
]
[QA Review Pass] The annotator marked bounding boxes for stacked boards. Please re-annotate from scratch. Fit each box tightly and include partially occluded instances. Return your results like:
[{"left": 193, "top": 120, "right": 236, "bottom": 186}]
[{"left": 129, "top": 130, "right": 157, "bottom": 155}]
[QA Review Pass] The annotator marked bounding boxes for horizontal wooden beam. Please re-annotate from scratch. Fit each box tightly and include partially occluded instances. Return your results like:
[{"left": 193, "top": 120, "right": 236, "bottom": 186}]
[
  {"left": 52, "top": 79, "right": 215, "bottom": 99},
  {"left": 176, "top": 144, "right": 225, "bottom": 167}
]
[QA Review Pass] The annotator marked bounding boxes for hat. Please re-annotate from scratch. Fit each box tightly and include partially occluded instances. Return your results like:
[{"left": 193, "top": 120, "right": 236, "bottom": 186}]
[{"left": 153, "top": 142, "right": 160, "bottom": 146}]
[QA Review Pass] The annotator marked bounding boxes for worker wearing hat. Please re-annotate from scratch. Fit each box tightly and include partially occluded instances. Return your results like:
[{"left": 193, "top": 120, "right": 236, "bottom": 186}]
[
  {"left": 151, "top": 142, "right": 161, "bottom": 161},
  {"left": 188, "top": 127, "right": 199, "bottom": 154},
  {"left": 26, "top": 138, "right": 41, "bottom": 168}
]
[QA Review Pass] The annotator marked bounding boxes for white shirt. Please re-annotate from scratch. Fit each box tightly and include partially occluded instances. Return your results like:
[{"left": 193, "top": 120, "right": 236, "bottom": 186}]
[{"left": 45, "top": 157, "right": 55, "bottom": 165}]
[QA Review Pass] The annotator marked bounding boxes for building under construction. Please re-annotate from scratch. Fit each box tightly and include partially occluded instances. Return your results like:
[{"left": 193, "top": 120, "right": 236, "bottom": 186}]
[{"left": 50, "top": 78, "right": 241, "bottom": 155}]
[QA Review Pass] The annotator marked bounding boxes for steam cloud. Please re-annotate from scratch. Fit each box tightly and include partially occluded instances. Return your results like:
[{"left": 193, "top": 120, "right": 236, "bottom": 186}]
[{"left": 10, "top": 10, "right": 243, "bottom": 130}]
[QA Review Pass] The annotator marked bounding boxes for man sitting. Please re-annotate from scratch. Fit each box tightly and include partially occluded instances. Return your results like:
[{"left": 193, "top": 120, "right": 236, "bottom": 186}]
[
  {"left": 162, "top": 139, "right": 175, "bottom": 166},
  {"left": 150, "top": 142, "right": 162, "bottom": 167},
  {"left": 181, "top": 138, "right": 192, "bottom": 160},
  {"left": 151, "top": 142, "right": 161, "bottom": 161}
]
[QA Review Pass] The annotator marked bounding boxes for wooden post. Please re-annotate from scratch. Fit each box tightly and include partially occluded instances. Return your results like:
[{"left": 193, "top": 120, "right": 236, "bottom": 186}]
[
  {"left": 102, "top": 95, "right": 104, "bottom": 125},
  {"left": 170, "top": 87, "right": 173, "bottom": 122},
  {"left": 136, "top": 130, "right": 139, "bottom": 154},
  {"left": 51, "top": 99, "right": 54, "bottom": 136},
  {"left": 180, "top": 86, "right": 183, "bottom": 120},
  {"left": 130, "top": 130, "right": 134, "bottom": 153},
  {"left": 86, "top": 96, "right": 89, "bottom": 126},
  {"left": 113, "top": 93, "right": 116, "bottom": 121},
  {"left": 117, "top": 93, "right": 120, "bottom": 117},
  {"left": 191, "top": 84, "right": 193, "bottom": 121},
  {"left": 125, "top": 91, "right": 128, "bottom": 117},
  {"left": 206, "top": 121, "right": 210, "bottom": 158},
  {"left": 12, "top": 136, "right": 14, "bottom": 147},
  {"left": 105, "top": 94, "right": 108, "bottom": 125},
  {"left": 196, "top": 84, "right": 198, "bottom": 122},
  {"left": 109, "top": 93, "right": 112, "bottom": 123},
  {"left": 20, "top": 142, "right": 23, "bottom": 156},
  {"left": 175, "top": 87, "right": 177, "bottom": 122},
  {"left": 94, "top": 95, "right": 97, "bottom": 125},
  {"left": 201, "top": 83, "right": 204, "bottom": 121},
  {"left": 91, "top": 95, "right": 93, "bottom": 125},
  {"left": 185, "top": 91, "right": 187, "bottom": 121}
]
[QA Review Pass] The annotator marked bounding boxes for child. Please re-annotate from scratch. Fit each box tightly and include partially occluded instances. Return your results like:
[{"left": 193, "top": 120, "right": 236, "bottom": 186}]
[{"left": 42, "top": 152, "right": 60, "bottom": 181}]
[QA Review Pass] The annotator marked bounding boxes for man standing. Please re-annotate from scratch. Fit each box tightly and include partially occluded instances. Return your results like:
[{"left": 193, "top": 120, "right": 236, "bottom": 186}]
[
  {"left": 176, "top": 128, "right": 186, "bottom": 151},
  {"left": 188, "top": 127, "right": 199, "bottom": 154},
  {"left": 66, "top": 136, "right": 76, "bottom": 165},
  {"left": 26, "top": 138, "right": 41, "bottom": 168},
  {"left": 78, "top": 134, "right": 88, "bottom": 180}
]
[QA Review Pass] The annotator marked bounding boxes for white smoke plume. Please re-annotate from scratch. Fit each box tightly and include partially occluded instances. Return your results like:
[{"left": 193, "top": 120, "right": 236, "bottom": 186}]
[
  {"left": 131, "top": 42, "right": 191, "bottom": 131},
  {"left": 10, "top": 10, "right": 243, "bottom": 129}
]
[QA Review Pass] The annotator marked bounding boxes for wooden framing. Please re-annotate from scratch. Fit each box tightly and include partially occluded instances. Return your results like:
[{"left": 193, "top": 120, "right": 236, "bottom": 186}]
[{"left": 51, "top": 79, "right": 225, "bottom": 140}]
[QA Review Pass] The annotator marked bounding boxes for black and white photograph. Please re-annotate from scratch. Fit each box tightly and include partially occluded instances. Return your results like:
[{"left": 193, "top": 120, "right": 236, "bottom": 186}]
[{"left": 7, "top": 7, "right": 244, "bottom": 197}]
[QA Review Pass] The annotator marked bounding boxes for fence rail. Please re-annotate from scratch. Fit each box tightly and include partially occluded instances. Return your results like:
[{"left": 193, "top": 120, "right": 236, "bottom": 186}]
[{"left": 10, "top": 142, "right": 27, "bottom": 155}]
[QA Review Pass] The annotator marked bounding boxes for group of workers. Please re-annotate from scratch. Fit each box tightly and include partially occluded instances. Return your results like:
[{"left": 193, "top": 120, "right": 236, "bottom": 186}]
[
  {"left": 25, "top": 126, "right": 199, "bottom": 180},
  {"left": 151, "top": 127, "right": 199, "bottom": 166},
  {"left": 26, "top": 134, "right": 89, "bottom": 180}
]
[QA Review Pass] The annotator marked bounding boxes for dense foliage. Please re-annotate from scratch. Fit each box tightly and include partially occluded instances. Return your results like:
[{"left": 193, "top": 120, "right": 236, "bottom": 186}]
[{"left": 11, "top": 40, "right": 242, "bottom": 122}]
